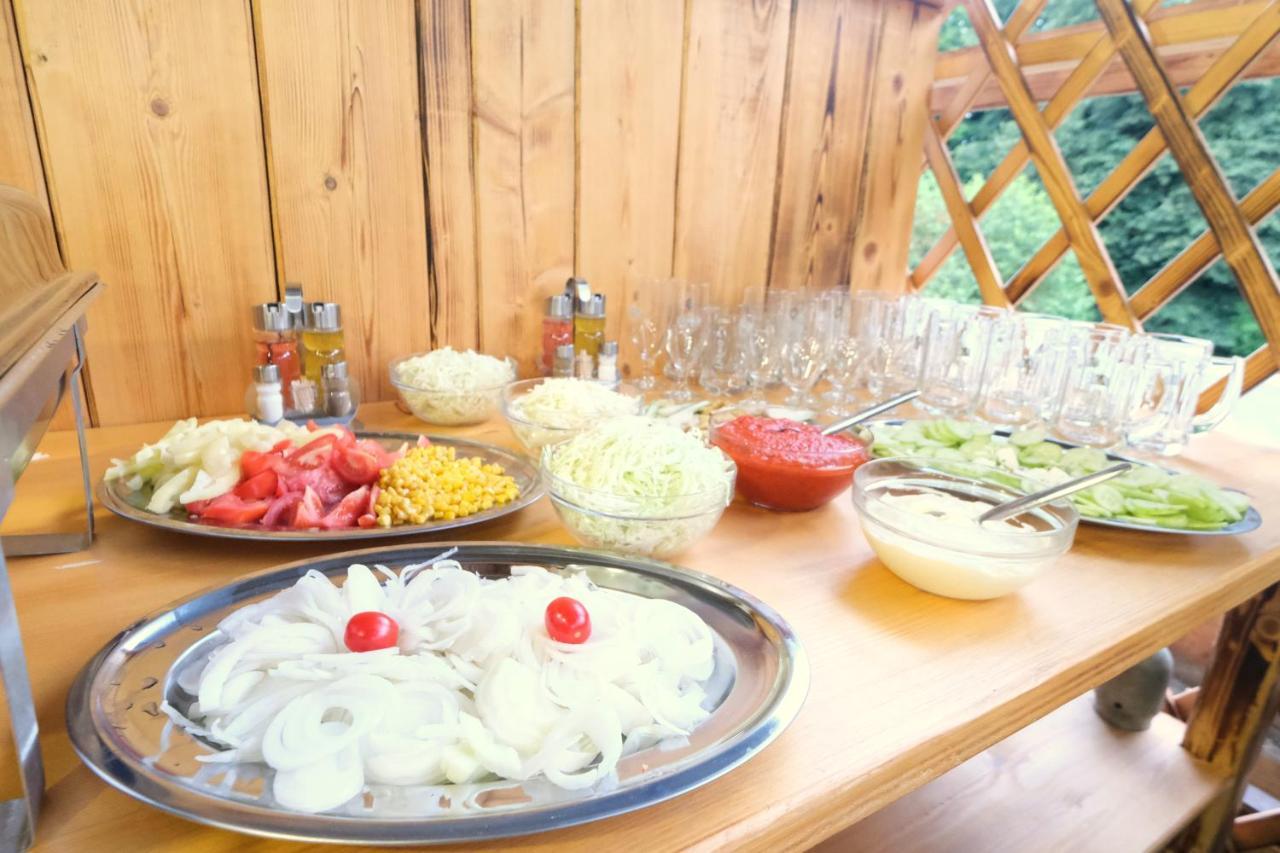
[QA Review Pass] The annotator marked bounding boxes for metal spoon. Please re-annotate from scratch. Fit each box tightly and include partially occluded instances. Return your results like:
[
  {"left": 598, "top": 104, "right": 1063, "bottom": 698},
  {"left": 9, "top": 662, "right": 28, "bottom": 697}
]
[
  {"left": 978, "top": 461, "right": 1131, "bottom": 524},
  {"left": 820, "top": 390, "right": 920, "bottom": 436}
]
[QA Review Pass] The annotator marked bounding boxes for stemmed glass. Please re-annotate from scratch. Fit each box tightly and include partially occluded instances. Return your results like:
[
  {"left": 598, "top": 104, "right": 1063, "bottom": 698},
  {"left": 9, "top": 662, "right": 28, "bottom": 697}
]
[
  {"left": 664, "top": 282, "right": 708, "bottom": 401},
  {"left": 824, "top": 336, "right": 862, "bottom": 413},
  {"left": 698, "top": 306, "right": 731, "bottom": 394},
  {"left": 743, "top": 305, "right": 777, "bottom": 411},
  {"left": 627, "top": 303, "right": 663, "bottom": 390},
  {"left": 781, "top": 299, "right": 830, "bottom": 407}
]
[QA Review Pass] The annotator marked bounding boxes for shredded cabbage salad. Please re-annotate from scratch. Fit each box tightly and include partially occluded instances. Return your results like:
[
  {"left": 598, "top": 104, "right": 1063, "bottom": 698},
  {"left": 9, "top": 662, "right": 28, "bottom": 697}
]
[
  {"left": 105, "top": 418, "right": 344, "bottom": 514},
  {"left": 394, "top": 348, "right": 515, "bottom": 425},
  {"left": 168, "top": 559, "right": 716, "bottom": 814},
  {"left": 873, "top": 418, "right": 1251, "bottom": 531},
  {"left": 507, "top": 379, "right": 640, "bottom": 452},
  {"left": 543, "top": 416, "right": 735, "bottom": 556}
]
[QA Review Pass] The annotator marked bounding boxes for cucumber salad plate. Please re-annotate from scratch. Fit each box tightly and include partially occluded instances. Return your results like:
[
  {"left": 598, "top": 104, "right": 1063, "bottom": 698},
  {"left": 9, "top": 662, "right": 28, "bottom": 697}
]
[{"left": 870, "top": 418, "right": 1260, "bottom": 536}]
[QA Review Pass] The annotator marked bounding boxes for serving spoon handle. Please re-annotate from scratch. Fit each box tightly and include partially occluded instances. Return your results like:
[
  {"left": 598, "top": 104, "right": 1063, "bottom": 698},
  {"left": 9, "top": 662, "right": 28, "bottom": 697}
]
[
  {"left": 820, "top": 390, "right": 920, "bottom": 436},
  {"left": 978, "top": 462, "right": 1131, "bottom": 524}
]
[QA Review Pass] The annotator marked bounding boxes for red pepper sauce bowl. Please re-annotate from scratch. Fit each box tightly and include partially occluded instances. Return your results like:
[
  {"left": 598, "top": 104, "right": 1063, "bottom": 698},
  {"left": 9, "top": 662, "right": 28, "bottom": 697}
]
[{"left": 708, "top": 411, "right": 872, "bottom": 511}]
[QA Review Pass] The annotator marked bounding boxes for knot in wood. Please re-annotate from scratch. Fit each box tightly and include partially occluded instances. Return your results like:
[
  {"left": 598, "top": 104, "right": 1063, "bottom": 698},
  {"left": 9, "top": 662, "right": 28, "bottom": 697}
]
[
  {"left": 150, "top": 98, "right": 170, "bottom": 117},
  {"left": 324, "top": 174, "right": 338, "bottom": 191}
]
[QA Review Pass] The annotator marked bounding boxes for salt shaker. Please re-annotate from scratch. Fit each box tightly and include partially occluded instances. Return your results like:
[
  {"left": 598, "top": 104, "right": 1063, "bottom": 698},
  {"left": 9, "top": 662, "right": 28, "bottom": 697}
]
[
  {"left": 253, "top": 363, "right": 284, "bottom": 424},
  {"left": 553, "top": 343, "right": 576, "bottom": 378},
  {"left": 598, "top": 340, "right": 619, "bottom": 383}
]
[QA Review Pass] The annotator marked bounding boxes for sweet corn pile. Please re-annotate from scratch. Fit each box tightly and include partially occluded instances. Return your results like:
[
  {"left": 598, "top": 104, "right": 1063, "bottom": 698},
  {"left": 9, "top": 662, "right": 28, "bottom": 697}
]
[{"left": 375, "top": 445, "right": 519, "bottom": 527}]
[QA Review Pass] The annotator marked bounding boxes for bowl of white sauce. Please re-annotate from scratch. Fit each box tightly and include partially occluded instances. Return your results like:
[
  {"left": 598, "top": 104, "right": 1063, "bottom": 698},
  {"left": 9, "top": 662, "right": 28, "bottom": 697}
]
[{"left": 851, "top": 457, "right": 1078, "bottom": 600}]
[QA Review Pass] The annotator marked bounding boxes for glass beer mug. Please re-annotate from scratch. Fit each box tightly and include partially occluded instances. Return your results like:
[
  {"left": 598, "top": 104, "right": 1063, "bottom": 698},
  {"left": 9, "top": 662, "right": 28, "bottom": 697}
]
[
  {"left": 1123, "top": 332, "right": 1244, "bottom": 456},
  {"left": 1052, "top": 323, "right": 1136, "bottom": 449}
]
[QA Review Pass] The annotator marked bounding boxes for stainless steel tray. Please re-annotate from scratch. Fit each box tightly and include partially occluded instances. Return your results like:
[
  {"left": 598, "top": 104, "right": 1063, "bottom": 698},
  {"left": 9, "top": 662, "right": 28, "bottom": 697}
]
[
  {"left": 66, "top": 543, "right": 808, "bottom": 845},
  {"left": 869, "top": 419, "right": 1261, "bottom": 536},
  {"left": 98, "top": 432, "right": 544, "bottom": 541}
]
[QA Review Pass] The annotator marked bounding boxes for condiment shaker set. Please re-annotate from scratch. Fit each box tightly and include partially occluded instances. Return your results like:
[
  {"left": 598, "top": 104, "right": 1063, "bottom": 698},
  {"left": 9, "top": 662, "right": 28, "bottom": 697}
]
[
  {"left": 248, "top": 283, "right": 358, "bottom": 423},
  {"left": 542, "top": 277, "right": 618, "bottom": 381}
]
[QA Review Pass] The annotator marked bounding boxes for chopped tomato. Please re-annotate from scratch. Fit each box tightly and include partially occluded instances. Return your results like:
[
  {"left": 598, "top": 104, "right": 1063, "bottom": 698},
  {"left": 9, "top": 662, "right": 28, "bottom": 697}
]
[
  {"left": 270, "top": 439, "right": 293, "bottom": 453},
  {"left": 240, "top": 449, "right": 283, "bottom": 479},
  {"left": 416, "top": 435, "right": 431, "bottom": 448},
  {"left": 287, "top": 434, "right": 337, "bottom": 469},
  {"left": 292, "top": 486, "right": 325, "bottom": 529},
  {"left": 331, "top": 445, "right": 383, "bottom": 486},
  {"left": 282, "top": 465, "right": 348, "bottom": 506},
  {"left": 261, "top": 492, "right": 302, "bottom": 528},
  {"left": 184, "top": 498, "right": 212, "bottom": 516},
  {"left": 320, "top": 486, "right": 370, "bottom": 529},
  {"left": 234, "top": 469, "right": 278, "bottom": 500},
  {"left": 356, "top": 513, "right": 377, "bottom": 528},
  {"left": 198, "top": 494, "right": 271, "bottom": 525}
]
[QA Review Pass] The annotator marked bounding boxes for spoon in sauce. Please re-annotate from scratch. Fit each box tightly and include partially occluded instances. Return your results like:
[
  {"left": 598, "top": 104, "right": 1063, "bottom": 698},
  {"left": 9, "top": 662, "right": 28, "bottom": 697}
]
[
  {"left": 978, "top": 461, "right": 1132, "bottom": 524},
  {"left": 821, "top": 390, "right": 921, "bottom": 436}
]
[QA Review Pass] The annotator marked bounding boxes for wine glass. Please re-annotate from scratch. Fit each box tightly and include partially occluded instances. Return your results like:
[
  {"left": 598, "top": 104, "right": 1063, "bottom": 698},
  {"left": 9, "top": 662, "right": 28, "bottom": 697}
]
[
  {"left": 743, "top": 305, "right": 776, "bottom": 411},
  {"left": 664, "top": 297, "right": 706, "bottom": 402},
  {"left": 781, "top": 299, "right": 830, "bottom": 408},
  {"left": 627, "top": 303, "right": 662, "bottom": 390},
  {"left": 698, "top": 306, "right": 731, "bottom": 395}
]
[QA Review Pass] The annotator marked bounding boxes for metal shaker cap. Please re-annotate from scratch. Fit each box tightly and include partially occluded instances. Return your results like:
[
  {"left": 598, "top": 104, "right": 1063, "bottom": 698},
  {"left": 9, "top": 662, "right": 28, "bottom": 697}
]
[
  {"left": 251, "top": 303, "right": 291, "bottom": 332},
  {"left": 577, "top": 293, "right": 606, "bottom": 318},
  {"left": 254, "top": 363, "right": 280, "bottom": 383},
  {"left": 321, "top": 361, "right": 349, "bottom": 380},
  {"left": 546, "top": 294, "right": 573, "bottom": 320},
  {"left": 600, "top": 340, "right": 619, "bottom": 356},
  {"left": 302, "top": 302, "right": 342, "bottom": 330}
]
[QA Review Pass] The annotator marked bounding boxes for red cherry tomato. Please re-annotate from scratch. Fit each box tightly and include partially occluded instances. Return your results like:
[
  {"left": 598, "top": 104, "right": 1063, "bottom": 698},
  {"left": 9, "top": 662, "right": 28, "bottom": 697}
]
[
  {"left": 344, "top": 611, "right": 399, "bottom": 652},
  {"left": 545, "top": 597, "right": 591, "bottom": 644}
]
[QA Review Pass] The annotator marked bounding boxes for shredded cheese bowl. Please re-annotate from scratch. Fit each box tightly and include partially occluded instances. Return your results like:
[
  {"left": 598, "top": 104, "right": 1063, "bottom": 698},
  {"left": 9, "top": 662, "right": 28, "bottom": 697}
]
[
  {"left": 390, "top": 349, "right": 517, "bottom": 426},
  {"left": 541, "top": 417, "right": 737, "bottom": 558},
  {"left": 851, "top": 458, "right": 1078, "bottom": 600},
  {"left": 501, "top": 377, "right": 643, "bottom": 453}
]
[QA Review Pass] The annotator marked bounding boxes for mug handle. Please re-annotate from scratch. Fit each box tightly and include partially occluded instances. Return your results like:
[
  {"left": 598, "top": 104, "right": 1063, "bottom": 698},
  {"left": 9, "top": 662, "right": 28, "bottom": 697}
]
[{"left": 1192, "top": 355, "right": 1244, "bottom": 434}]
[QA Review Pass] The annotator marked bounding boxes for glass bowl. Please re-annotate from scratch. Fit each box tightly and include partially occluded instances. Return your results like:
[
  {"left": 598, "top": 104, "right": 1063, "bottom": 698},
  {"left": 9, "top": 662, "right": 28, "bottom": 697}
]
[
  {"left": 540, "top": 446, "right": 736, "bottom": 558},
  {"left": 851, "top": 457, "right": 1078, "bottom": 600},
  {"left": 389, "top": 353, "right": 516, "bottom": 426},
  {"left": 501, "top": 378, "right": 643, "bottom": 453},
  {"left": 709, "top": 411, "right": 873, "bottom": 511}
]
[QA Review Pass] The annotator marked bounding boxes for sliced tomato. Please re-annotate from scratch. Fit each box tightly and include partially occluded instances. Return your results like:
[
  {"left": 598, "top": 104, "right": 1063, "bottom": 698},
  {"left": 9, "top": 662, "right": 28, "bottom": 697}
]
[
  {"left": 335, "top": 427, "right": 356, "bottom": 447},
  {"left": 270, "top": 439, "right": 293, "bottom": 453},
  {"left": 240, "top": 449, "right": 283, "bottom": 479},
  {"left": 234, "top": 469, "right": 278, "bottom": 500},
  {"left": 416, "top": 435, "right": 431, "bottom": 448},
  {"left": 356, "top": 513, "right": 377, "bottom": 528},
  {"left": 261, "top": 492, "right": 302, "bottom": 528},
  {"left": 331, "top": 445, "right": 383, "bottom": 486},
  {"left": 198, "top": 494, "right": 270, "bottom": 525},
  {"left": 368, "top": 484, "right": 380, "bottom": 513},
  {"left": 320, "top": 486, "right": 370, "bottom": 529},
  {"left": 292, "top": 486, "right": 325, "bottom": 529},
  {"left": 287, "top": 434, "right": 337, "bottom": 469},
  {"left": 184, "top": 498, "right": 212, "bottom": 516}
]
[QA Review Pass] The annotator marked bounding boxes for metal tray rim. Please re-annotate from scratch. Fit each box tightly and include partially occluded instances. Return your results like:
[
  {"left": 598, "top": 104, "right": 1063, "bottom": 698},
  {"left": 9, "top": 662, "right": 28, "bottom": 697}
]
[
  {"left": 66, "top": 542, "right": 809, "bottom": 845},
  {"left": 97, "top": 431, "right": 545, "bottom": 542}
]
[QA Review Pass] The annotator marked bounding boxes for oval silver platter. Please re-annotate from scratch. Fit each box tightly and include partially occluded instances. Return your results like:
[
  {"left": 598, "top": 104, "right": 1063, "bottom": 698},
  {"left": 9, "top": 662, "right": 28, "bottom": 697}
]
[
  {"left": 98, "top": 432, "right": 544, "bottom": 542},
  {"left": 67, "top": 542, "right": 808, "bottom": 845},
  {"left": 868, "top": 419, "right": 1261, "bottom": 536}
]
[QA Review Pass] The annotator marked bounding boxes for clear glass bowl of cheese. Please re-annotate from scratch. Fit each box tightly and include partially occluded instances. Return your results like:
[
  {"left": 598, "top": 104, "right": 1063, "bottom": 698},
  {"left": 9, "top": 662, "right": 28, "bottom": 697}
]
[{"left": 851, "top": 457, "right": 1078, "bottom": 600}]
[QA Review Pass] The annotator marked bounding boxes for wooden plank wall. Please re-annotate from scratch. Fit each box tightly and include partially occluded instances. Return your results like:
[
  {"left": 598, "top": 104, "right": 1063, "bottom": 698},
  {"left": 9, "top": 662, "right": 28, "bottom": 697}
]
[{"left": 3, "top": 0, "right": 945, "bottom": 426}]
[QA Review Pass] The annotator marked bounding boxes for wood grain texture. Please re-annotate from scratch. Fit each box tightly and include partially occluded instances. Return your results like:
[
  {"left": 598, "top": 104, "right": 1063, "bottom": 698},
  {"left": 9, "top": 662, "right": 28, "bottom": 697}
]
[
  {"left": 255, "top": 0, "right": 432, "bottom": 401},
  {"left": 1097, "top": 0, "right": 1280, "bottom": 367},
  {"left": 1176, "top": 583, "right": 1280, "bottom": 850},
  {"left": 768, "top": 0, "right": 882, "bottom": 291},
  {"left": 1133, "top": 168, "right": 1280, "bottom": 320},
  {"left": 6, "top": 400, "right": 1280, "bottom": 852},
  {"left": 673, "top": 0, "right": 790, "bottom": 303},
  {"left": 913, "top": 0, "right": 1162, "bottom": 291},
  {"left": 417, "top": 0, "right": 479, "bottom": 350},
  {"left": 921, "top": 121, "right": 1007, "bottom": 306},
  {"left": 471, "top": 0, "right": 574, "bottom": 374},
  {"left": 577, "top": 0, "right": 684, "bottom": 345},
  {"left": 1198, "top": 345, "right": 1275, "bottom": 414},
  {"left": 1004, "top": 0, "right": 1280, "bottom": 305},
  {"left": 851, "top": 0, "right": 946, "bottom": 294},
  {"left": 817, "top": 699, "right": 1225, "bottom": 853},
  {"left": 964, "top": 0, "right": 1139, "bottom": 330},
  {"left": 0, "top": 0, "right": 44, "bottom": 209},
  {"left": 15, "top": 0, "right": 277, "bottom": 426},
  {"left": 934, "top": 0, "right": 1271, "bottom": 83}
]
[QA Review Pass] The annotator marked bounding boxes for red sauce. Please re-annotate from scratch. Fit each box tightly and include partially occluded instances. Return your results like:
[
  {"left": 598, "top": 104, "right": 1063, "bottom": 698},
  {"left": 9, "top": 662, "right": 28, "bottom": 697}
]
[{"left": 711, "top": 415, "right": 870, "bottom": 512}]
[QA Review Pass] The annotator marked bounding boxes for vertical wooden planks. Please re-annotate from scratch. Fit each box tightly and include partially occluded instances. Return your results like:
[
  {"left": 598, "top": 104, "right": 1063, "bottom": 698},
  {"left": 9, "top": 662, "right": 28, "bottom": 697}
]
[
  {"left": 255, "top": 0, "right": 432, "bottom": 401},
  {"left": 850, "top": 0, "right": 947, "bottom": 294},
  {"left": 673, "top": 0, "right": 790, "bottom": 303},
  {"left": 417, "top": 0, "right": 479, "bottom": 351},
  {"left": 471, "top": 0, "right": 575, "bottom": 373},
  {"left": 16, "top": 0, "right": 277, "bottom": 425},
  {"left": 0, "top": 0, "right": 43, "bottom": 207},
  {"left": 769, "top": 0, "right": 883, "bottom": 292},
  {"left": 578, "top": 0, "right": 685, "bottom": 345}
]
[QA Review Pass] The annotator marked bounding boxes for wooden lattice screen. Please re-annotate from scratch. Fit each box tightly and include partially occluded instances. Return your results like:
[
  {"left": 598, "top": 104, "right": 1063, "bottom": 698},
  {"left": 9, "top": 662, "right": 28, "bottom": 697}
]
[{"left": 913, "top": 0, "right": 1280, "bottom": 406}]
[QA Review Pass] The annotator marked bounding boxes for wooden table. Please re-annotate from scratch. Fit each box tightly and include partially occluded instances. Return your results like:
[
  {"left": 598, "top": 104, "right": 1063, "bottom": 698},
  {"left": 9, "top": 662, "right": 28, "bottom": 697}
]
[{"left": 3, "top": 401, "right": 1279, "bottom": 852}]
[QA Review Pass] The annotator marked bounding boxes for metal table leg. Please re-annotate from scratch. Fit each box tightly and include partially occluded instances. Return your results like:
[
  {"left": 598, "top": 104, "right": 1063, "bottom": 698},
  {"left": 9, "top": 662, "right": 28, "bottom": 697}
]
[{"left": 0, "top": 544, "right": 41, "bottom": 852}]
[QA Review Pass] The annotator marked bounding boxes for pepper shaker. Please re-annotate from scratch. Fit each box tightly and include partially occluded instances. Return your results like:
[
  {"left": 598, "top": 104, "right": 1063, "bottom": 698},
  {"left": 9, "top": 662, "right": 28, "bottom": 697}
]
[{"left": 322, "top": 361, "right": 354, "bottom": 418}]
